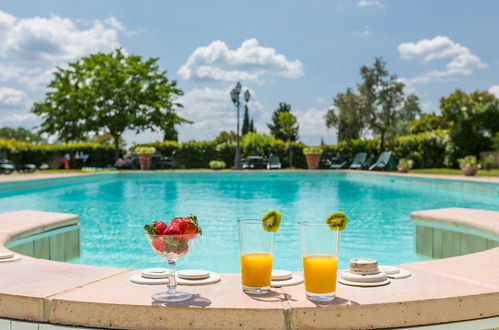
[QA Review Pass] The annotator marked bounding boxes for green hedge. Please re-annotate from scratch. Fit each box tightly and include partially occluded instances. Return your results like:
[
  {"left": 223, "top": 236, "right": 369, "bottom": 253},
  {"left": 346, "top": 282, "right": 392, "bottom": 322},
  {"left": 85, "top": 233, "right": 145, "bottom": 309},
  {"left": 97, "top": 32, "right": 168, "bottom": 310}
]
[
  {"left": 0, "top": 129, "right": 453, "bottom": 170},
  {"left": 0, "top": 139, "right": 115, "bottom": 167}
]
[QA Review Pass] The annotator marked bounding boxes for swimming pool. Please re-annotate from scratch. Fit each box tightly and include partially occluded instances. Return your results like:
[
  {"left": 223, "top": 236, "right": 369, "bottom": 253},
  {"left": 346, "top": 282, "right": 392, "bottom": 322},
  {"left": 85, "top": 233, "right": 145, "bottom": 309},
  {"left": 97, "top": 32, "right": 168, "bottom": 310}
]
[{"left": 0, "top": 172, "right": 498, "bottom": 272}]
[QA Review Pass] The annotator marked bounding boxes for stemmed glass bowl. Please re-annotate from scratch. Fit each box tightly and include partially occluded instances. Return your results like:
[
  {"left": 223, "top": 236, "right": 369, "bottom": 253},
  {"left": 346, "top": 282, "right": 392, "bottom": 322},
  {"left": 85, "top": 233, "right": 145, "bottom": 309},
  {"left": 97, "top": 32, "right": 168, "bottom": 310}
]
[{"left": 145, "top": 232, "right": 197, "bottom": 302}]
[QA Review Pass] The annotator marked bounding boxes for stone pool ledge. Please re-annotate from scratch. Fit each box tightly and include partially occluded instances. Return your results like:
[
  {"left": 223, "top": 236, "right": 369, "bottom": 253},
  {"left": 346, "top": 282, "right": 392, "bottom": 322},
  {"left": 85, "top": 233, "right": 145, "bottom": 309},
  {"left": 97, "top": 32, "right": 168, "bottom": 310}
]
[{"left": 0, "top": 210, "right": 499, "bottom": 329}]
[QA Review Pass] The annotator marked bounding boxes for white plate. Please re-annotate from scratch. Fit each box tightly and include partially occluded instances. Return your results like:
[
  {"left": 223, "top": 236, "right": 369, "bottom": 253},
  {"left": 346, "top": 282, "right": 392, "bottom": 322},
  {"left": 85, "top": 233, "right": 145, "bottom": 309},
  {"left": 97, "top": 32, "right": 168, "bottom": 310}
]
[
  {"left": 141, "top": 268, "right": 170, "bottom": 279},
  {"left": 0, "top": 252, "right": 14, "bottom": 259},
  {"left": 177, "top": 269, "right": 211, "bottom": 280},
  {"left": 272, "top": 270, "right": 293, "bottom": 281},
  {"left": 271, "top": 274, "right": 304, "bottom": 287},
  {"left": 338, "top": 277, "right": 390, "bottom": 287},
  {"left": 340, "top": 270, "right": 387, "bottom": 283},
  {"left": 0, "top": 254, "right": 22, "bottom": 263},
  {"left": 129, "top": 272, "right": 221, "bottom": 286}
]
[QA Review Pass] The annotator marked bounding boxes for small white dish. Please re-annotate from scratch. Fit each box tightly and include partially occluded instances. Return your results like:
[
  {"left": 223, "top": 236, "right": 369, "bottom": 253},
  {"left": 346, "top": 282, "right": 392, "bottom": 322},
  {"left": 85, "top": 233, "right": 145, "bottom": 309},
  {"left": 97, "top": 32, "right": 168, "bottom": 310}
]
[
  {"left": 379, "top": 266, "right": 412, "bottom": 279},
  {"left": 0, "top": 252, "right": 15, "bottom": 259},
  {"left": 0, "top": 254, "right": 22, "bottom": 263},
  {"left": 129, "top": 271, "right": 221, "bottom": 286},
  {"left": 340, "top": 270, "right": 387, "bottom": 283},
  {"left": 271, "top": 269, "right": 293, "bottom": 281},
  {"left": 141, "top": 268, "right": 170, "bottom": 279},
  {"left": 177, "top": 272, "right": 221, "bottom": 286},
  {"left": 338, "top": 277, "right": 390, "bottom": 287},
  {"left": 271, "top": 274, "right": 304, "bottom": 287},
  {"left": 177, "top": 269, "right": 211, "bottom": 280}
]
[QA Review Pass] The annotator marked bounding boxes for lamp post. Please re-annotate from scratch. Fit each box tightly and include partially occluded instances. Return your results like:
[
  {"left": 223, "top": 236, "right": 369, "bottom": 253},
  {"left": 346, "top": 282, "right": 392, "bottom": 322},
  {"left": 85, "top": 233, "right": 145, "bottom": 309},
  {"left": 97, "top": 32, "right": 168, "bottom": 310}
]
[{"left": 231, "top": 82, "right": 242, "bottom": 169}]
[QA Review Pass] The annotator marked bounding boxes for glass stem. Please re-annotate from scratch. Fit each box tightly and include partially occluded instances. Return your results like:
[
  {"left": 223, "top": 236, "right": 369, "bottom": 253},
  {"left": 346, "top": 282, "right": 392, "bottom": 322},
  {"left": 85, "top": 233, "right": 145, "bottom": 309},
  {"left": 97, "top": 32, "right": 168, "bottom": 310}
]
[{"left": 167, "top": 259, "right": 177, "bottom": 294}]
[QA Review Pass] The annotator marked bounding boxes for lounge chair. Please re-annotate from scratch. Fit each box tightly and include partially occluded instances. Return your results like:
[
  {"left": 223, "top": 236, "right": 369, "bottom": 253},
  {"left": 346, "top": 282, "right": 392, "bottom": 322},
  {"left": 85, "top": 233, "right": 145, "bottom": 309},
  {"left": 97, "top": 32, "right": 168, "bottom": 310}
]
[
  {"left": 369, "top": 152, "right": 392, "bottom": 171},
  {"left": 267, "top": 155, "right": 281, "bottom": 170},
  {"left": 329, "top": 154, "right": 349, "bottom": 169},
  {"left": 242, "top": 156, "right": 266, "bottom": 169},
  {"left": 349, "top": 152, "right": 367, "bottom": 170},
  {"left": 0, "top": 152, "right": 36, "bottom": 174}
]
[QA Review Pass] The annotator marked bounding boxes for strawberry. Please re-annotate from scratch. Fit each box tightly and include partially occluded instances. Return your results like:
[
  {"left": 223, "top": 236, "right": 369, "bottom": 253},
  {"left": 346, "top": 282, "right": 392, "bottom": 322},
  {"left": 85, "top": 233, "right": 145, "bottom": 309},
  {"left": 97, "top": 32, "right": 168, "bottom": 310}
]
[
  {"left": 170, "top": 217, "right": 183, "bottom": 226},
  {"left": 151, "top": 237, "right": 166, "bottom": 252},
  {"left": 163, "top": 224, "right": 182, "bottom": 236},
  {"left": 178, "top": 220, "right": 198, "bottom": 236},
  {"left": 144, "top": 221, "right": 167, "bottom": 235}
]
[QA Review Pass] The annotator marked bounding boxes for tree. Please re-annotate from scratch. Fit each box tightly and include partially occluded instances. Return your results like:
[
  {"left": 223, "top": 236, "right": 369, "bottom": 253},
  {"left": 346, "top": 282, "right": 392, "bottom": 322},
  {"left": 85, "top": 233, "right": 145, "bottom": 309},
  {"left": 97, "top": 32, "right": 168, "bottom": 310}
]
[
  {"left": 278, "top": 111, "right": 299, "bottom": 167},
  {"left": 407, "top": 113, "right": 448, "bottom": 134},
  {"left": 358, "top": 57, "right": 421, "bottom": 150},
  {"left": 440, "top": 90, "right": 499, "bottom": 158},
  {"left": 214, "top": 130, "right": 237, "bottom": 144},
  {"left": 242, "top": 104, "right": 251, "bottom": 135},
  {"left": 249, "top": 119, "right": 255, "bottom": 133},
  {"left": 32, "top": 48, "right": 185, "bottom": 161},
  {"left": 0, "top": 127, "right": 46, "bottom": 144},
  {"left": 151, "top": 111, "right": 192, "bottom": 142},
  {"left": 267, "top": 102, "right": 298, "bottom": 141},
  {"left": 325, "top": 88, "right": 366, "bottom": 141}
]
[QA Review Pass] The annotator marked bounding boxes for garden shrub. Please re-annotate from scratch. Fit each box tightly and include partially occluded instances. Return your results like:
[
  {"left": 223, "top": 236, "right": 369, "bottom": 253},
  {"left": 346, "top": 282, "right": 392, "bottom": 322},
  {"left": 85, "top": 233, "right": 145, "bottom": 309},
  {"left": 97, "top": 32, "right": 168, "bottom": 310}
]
[{"left": 0, "top": 139, "right": 116, "bottom": 167}]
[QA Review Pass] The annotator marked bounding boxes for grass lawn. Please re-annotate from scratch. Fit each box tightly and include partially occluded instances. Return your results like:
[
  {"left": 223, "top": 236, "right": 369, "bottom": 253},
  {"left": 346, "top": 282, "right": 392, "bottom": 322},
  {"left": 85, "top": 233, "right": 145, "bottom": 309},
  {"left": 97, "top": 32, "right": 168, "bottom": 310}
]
[{"left": 411, "top": 168, "right": 499, "bottom": 177}]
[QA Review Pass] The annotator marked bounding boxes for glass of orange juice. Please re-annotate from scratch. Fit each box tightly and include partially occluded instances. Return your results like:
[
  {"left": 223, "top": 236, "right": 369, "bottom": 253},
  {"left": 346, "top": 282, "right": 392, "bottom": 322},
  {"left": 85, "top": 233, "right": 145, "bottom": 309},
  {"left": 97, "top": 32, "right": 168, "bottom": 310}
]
[
  {"left": 238, "top": 218, "right": 275, "bottom": 294},
  {"left": 299, "top": 221, "right": 339, "bottom": 301}
]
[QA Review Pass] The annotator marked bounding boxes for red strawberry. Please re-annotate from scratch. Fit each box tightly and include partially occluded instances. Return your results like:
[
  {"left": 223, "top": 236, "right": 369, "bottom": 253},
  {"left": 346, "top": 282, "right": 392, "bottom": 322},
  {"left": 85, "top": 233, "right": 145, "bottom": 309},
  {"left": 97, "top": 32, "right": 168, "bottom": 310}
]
[
  {"left": 170, "top": 217, "right": 183, "bottom": 226},
  {"left": 144, "top": 221, "right": 167, "bottom": 235},
  {"left": 151, "top": 237, "right": 166, "bottom": 252},
  {"left": 154, "top": 221, "right": 167, "bottom": 234},
  {"left": 178, "top": 220, "right": 198, "bottom": 235},
  {"left": 163, "top": 225, "right": 182, "bottom": 236}
]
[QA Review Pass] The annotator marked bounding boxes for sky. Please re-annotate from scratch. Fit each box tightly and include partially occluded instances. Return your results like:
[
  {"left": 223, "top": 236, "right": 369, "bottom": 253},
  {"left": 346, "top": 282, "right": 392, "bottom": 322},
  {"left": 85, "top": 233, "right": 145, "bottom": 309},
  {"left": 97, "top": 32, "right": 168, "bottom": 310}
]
[{"left": 0, "top": 0, "right": 498, "bottom": 145}]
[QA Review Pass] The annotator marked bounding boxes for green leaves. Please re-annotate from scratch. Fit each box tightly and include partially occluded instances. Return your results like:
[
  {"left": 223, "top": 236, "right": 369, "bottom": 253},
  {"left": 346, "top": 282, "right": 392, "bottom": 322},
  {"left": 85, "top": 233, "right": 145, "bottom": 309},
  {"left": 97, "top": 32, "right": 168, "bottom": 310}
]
[{"left": 31, "top": 48, "right": 185, "bottom": 160}]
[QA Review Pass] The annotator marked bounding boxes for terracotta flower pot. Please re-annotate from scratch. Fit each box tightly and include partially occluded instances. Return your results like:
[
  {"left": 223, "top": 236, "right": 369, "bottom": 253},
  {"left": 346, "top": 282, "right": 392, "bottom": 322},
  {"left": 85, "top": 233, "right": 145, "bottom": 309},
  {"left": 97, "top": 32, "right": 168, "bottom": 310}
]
[
  {"left": 304, "top": 153, "right": 322, "bottom": 170},
  {"left": 211, "top": 167, "right": 224, "bottom": 171},
  {"left": 460, "top": 165, "right": 480, "bottom": 176},
  {"left": 137, "top": 153, "right": 152, "bottom": 170},
  {"left": 397, "top": 165, "right": 409, "bottom": 173}
]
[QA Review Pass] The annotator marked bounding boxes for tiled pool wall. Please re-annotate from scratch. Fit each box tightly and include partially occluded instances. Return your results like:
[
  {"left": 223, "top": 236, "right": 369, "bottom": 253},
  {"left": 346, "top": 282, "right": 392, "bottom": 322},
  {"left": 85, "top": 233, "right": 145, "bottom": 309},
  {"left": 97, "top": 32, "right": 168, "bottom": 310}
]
[
  {"left": 414, "top": 221, "right": 499, "bottom": 258},
  {"left": 6, "top": 225, "right": 80, "bottom": 262}
]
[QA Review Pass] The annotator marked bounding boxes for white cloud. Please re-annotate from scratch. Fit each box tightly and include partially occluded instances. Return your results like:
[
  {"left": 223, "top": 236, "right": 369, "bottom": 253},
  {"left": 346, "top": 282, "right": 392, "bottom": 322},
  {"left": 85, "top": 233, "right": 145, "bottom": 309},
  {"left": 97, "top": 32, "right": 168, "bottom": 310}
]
[
  {"left": 0, "top": 11, "right": 120, "bottom": 62},
  {"left": 358, "top": 0, "right": 384, "bottom": 8},
  {"left": 488, "top": 85, "right": 499, "bottom": 99},
  {"left": 177, "top": 38, "right": 304, "bottom": 83},
  {"left": 0, "top": 112, "right": 37, "bottom": 124},
  {"left": 398, "top": 36, "right": 487, "bottom": 84},
  {"left": 176, "top": 86, "right": 265, "bottom": 141},
  {"left": 294, "top": 108, "right": 332, "bottom": 145},
  {"left": 0, "top": 87, "right": 27, "bottom": 107},
  {"left": 354, "top": 26, "right": 371, "bottom": 37}
]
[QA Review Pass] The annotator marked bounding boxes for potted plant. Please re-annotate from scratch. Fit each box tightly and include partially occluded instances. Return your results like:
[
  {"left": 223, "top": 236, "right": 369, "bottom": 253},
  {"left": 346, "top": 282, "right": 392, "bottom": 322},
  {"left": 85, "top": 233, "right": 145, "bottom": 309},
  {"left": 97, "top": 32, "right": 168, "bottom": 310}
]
[
  {"left": 135, "top": 146, "right": 156, "bottom": 170},
  {"left": 397, "top": 158, "right": 413, "bottom": 173},
  {"left": 209, "top": 160, "right": 226, "bottom": 171},
  {"left": 303, "top": 147, "right": 323, "bottom": 170},
  {"left": 458, "top": 155, "right": 481, "bottom": 176}
]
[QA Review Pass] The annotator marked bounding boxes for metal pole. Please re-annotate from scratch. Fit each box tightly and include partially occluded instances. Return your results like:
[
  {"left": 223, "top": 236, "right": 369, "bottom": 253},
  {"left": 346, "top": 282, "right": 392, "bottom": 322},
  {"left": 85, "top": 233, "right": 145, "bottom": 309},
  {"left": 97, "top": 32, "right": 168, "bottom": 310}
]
[{"left": 235, "top": 101, "right": 241, "bottom": 168}]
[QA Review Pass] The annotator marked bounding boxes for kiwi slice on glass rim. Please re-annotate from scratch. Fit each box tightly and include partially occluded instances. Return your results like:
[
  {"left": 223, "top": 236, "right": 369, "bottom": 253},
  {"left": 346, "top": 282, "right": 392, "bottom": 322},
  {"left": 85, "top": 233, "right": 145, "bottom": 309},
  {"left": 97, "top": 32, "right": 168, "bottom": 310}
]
[
  {"left": 262, "top": 210, "right": 282, "bottom": 232},
  {"left": 325, "top": 212, "right": 348, "bottom": 231}
]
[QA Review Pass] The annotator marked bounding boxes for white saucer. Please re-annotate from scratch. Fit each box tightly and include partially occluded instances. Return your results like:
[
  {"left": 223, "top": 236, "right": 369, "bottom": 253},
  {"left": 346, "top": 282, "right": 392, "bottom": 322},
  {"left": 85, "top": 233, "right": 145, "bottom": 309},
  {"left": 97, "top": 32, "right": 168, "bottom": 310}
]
[
  {"left": 142, "top": 268, "right": 169, "bottom": 279},
  {"left": 178, "top": 272, "right": 221, "bottom": 285},
  {"left": 0, "top": 252, "right": 14, "bottom": 259},
  {"left": 340, "top": 270, "right": 387, "bottom": 283},
  {"left": 0, "top": 254, "right": 22, "bottom": 263},
  {"left": 271, "top": 274, "right": 304, "bottom": 287},
  {"left": 129, "top": 271, "right": 221, "bottom": 286},
  {"left": 338, "top": 276, "right": 390, "bottom": 287},
  {"left": 177, "top": 269, "right": 211, "bottom": 280},
  {"left": 379, "top": 266, "right": 412, "bottom": 279},
  {"left": 272, "top": 270, "right": 293, "bottom": 281}
]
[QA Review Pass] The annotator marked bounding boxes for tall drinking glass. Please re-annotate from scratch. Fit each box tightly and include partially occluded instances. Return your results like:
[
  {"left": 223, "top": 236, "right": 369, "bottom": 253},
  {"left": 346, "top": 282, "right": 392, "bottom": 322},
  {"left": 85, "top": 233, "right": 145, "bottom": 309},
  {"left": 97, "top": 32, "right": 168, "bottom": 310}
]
[
  {"left": 299, "top": 221, "right": 339, "bottom": 301},
  {"left": 238, "top": 219, "right": 275, "bottom": 294}
]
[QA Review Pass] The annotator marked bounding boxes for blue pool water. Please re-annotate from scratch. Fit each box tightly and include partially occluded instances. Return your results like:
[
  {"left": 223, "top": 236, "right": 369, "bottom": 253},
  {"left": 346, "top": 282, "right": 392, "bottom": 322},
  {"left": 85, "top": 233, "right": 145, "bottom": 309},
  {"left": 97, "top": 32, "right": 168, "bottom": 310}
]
[{"left": 0, "top": 172, "right": 498, "bottom": 272}]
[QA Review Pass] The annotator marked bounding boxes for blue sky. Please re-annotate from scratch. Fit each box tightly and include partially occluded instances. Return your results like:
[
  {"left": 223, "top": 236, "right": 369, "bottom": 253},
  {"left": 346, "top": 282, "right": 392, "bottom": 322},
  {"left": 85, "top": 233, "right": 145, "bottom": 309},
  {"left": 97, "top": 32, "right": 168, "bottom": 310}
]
[{"left": 0, "top": 0, "right": 498, "bottom": 144}]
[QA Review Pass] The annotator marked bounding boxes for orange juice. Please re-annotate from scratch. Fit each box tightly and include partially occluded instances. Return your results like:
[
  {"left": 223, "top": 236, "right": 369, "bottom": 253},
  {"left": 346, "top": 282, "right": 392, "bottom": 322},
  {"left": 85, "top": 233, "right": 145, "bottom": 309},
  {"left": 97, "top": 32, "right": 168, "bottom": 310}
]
[
  {"left": 240, "top": 252, "right": 273, "bottom": 288},
  {"left": 302, "top": 254, "right": 338, "bottom": 293}
]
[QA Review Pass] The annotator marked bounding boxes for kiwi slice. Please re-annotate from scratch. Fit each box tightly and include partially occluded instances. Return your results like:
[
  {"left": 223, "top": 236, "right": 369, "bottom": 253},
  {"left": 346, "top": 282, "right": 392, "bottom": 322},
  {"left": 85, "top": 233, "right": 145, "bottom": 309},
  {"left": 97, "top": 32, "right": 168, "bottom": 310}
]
[
  {"left": 325, "top": 212, "right": 348, "bottom": 231},
  {"left": 262, "top": 210, "right": 282, "bottom": 232}
]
